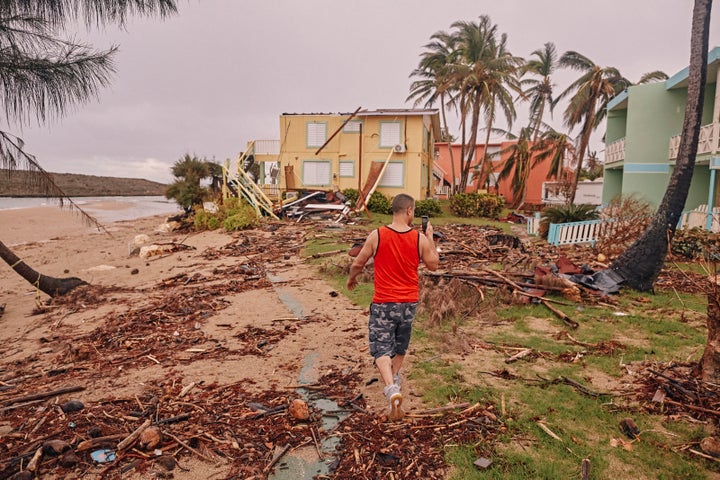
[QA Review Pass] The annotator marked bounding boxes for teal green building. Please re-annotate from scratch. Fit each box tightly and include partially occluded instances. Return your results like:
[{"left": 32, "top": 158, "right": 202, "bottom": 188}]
[{"left": 603, "top": 46, "right": 720, "bottom": 227}]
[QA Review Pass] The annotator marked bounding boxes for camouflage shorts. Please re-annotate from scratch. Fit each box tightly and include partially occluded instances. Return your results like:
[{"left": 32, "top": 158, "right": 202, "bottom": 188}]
[{"left": 368, "top": 302, "right": 418, "bottom": 359}]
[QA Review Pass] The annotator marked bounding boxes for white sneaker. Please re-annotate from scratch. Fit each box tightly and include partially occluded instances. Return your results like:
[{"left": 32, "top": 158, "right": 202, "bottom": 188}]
[{"left": 383, "top": 383, "right": 404, "bottom": 421}]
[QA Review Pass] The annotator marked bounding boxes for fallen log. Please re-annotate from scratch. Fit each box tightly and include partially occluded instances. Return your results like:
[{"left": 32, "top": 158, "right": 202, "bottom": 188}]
[
  {"left": 1, "top": 385, "right": 85, "bottom": 406},
  {"left": 541, "top": 299, "right": 579, "bottom": 329}
]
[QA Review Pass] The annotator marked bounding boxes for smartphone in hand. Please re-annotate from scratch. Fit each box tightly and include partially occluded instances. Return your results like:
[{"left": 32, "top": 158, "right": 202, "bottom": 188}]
[{"left": 421, "top": 215, "right": 428, "bottom": 233}]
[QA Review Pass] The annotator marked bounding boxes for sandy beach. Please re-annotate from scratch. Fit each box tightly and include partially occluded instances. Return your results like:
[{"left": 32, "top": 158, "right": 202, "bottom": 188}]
[{"left": 0, "top": 202, "right": 389, "bottom": 479}]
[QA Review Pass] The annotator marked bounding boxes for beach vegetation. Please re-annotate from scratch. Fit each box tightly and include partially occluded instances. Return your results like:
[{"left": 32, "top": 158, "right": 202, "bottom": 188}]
[{"left": 193, "top": 197, "right": 258, "bottom": 232}]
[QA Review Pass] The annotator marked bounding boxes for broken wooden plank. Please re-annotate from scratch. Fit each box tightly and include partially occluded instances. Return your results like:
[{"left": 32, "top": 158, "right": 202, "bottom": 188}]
[{"left": 505, "top": 348, "right": 533, "bottom": 364}]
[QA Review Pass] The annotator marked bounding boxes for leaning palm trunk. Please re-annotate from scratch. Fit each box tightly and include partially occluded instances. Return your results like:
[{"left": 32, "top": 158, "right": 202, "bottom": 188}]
[
  {"left": 610, "top": 0, "right": 712, "bottom": 292},
  {"left": 474, "top": 95, "right": 496, "bottom": 193},
  {"left": 0, "top": 240, "right": 86, "bottom": 297},
  {"left": 439, "top": 93, "right": 456, "bottom": 196},
  {"left": 460, "top": 98, "right": 482, "bottom": 191},
  {"left": 569, "top": 112, "right": 594, "bottom": 205}
]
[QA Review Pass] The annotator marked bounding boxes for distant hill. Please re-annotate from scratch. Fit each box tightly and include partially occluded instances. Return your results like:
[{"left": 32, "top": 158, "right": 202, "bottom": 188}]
[{"left": 0, "top": 170, "right": 167, "bottom": 197}]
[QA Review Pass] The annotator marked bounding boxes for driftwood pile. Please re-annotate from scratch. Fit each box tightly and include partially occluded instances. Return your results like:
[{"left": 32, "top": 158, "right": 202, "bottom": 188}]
[
  {"left": 0, "top": 369, "right": 505, "bottom": 479},
  {"left": 1, "top": 220, "right": 714, "bottom": 479},
  {"left": 0, "top": 221, "right": 509, "bottom": 479}
]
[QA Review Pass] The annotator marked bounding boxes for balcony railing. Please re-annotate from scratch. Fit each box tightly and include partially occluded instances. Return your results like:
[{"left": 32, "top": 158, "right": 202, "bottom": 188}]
[
  {"left": 669, "top": 123, "right": 718, "bottom": 159},
  {"left": 605, "top": 137, "right": 625, "bottom": 164},
  {"left": 253, "top": 140, "right": 281, "bottom": 155}
]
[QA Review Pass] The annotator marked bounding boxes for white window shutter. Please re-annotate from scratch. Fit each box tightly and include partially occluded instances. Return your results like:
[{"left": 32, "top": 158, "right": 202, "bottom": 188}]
[
  {"left": 307, "top": 123, "right": 327, "bottom": 147},
  {"left": 378, "top": 162, "right": 403, "bottom": 187},
  {"left": 380, "top": 122, "right": 401, "bottom": 148}
]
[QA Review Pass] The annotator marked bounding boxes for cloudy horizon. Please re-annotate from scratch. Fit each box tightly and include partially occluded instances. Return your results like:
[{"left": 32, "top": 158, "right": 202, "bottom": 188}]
[{"left": 12, "top": 0, "right": 719, "bottom": 184}]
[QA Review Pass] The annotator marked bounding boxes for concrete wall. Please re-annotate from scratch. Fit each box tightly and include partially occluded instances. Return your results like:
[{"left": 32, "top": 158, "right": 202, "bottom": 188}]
[{"left": 604, "top": 77, "right": 718, "bottom": 209}]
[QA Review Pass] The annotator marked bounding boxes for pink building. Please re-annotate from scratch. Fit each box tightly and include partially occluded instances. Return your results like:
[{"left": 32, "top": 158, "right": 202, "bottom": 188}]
[{"left": 433, "top": 141, "right": 561, "bottom": 209}]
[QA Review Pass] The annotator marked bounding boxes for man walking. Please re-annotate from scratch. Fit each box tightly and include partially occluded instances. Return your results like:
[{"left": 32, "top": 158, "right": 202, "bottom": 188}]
[{"left": 347, "top": 194, "right": 439, "bottom": 421}]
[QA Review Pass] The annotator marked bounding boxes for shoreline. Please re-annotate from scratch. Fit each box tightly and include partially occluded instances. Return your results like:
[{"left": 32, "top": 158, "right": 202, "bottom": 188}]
[{"left": 0, "top": 201, "right": 177, "bottom": 246}]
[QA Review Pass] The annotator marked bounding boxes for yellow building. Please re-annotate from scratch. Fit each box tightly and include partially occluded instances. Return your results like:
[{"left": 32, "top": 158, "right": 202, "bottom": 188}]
[{"left": 249, "top": 108, "right": 440, "bottom": 202}]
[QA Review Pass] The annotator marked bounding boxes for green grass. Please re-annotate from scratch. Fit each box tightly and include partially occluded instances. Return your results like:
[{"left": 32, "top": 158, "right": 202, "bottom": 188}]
[{"left": 302, "top": 205, "right": 720, "bottom": 480}]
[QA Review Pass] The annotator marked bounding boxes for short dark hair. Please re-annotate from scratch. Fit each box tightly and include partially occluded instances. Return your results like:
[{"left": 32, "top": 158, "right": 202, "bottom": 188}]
[{"left": 391, "top": 193, "right": 415, "bottom": 213}]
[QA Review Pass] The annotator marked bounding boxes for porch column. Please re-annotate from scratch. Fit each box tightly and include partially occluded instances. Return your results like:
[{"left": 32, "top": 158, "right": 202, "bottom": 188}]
[{"left": 708, "top": 167, "right": 717, "bottom": 230}]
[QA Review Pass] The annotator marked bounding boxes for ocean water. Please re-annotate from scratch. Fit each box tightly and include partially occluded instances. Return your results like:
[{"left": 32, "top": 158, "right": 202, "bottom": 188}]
[{"left": 0, "top": 196, "right": 182, "bottom": 223}]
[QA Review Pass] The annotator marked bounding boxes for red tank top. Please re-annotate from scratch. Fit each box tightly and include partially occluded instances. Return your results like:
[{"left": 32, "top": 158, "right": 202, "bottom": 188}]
[{"left": 372, "top": 226, "right": 421, "bottom": 303}]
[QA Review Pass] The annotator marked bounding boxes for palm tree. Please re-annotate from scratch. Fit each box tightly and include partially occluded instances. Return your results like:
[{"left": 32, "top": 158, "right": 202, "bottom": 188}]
[
  {"left": 0, "top": 0, "right": 177, "bottom": 297},
  {"left": 408, "top": 30, "right": 459, "bottom": 193},
  {"left": 451, "top": 16, "right": 522, "bottom": 192},
  {"left": 556, "top": 52, "right": 630, "bottom": 205},
  {"left": 521, "top": 42, "right": 558, "bottom": 142},
  {"left": 533, "top": 128, "right": 574, "bottom": 182},
  {"left": 611, "top": 0, "right": 713, "bottom": 292},
  {"left": 497, "top": 127, "right": 532, "bottom": 208}
]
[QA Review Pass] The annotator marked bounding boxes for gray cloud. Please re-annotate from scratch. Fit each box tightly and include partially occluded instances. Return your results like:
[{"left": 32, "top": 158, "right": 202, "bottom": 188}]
[{"left": 15, "top": 0, "right": 718, "bottom": 184}]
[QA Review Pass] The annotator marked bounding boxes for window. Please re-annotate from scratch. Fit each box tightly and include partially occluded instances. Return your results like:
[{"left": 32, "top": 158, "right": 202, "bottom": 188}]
[
  {"left": 486, "top": 146, "right": 501, "bottom": 161},
  {"left": 379, "top": 121, "right": 401, "bottom": 148},
  {"left": 339, "top": 161, "right": 355, "bottom": 177},
  {"left": 302, "top": 160, "right": 331, "bottom": 186},
  {"left": 343, "top": 121, "right": 362, "bottom": 133},
  {"left": 306, "top": 122, "right": 327, "bottom": 148},
  {"left": 377, "top": 161, "right": 404, "bottom": 187}
]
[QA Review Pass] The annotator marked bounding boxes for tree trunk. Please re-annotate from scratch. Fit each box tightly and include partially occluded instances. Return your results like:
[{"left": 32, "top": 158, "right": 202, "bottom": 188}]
[
  {"left": 610, "top": 0, "right": 712, "bottom": 292},
  {"left": 440, "top": 93, "right": 457, "bottom": 196},
  {"left": 700, "top": 281, "right": 720, "bottom": 382},
  {"left": 0, "top": 240, "right": 87, "bottom": 297},
  {"left": 460, "top": 97, "right": 481, "bottom": 191},
  {"left": 474, "top": 95, "right": 496, "bottom": 193},
  {"left": 569, "top": 110, "right": 594, "bottom": 205}
]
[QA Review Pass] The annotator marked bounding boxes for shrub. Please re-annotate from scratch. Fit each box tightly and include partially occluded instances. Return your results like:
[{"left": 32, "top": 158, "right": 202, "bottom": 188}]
[
  {"left": 193, "top": 208, "right": 214, "bottom": 230},
  {"left": 476, "top": 193, "right": 504, "bottom": 218},
  {"left": 449, "top": 193, "right": 476, "bottom": 217},
  {"left": 594, "top": 195, "right": 652, "bottom": 258},
  {"left": 671, "top": 228, "right": 720, "bottom": 260},
  {"left": 192, "top": 197, "right": 259, "bottom": 232},
  {"left": 367, "top": 191, "right": 392, "bottom": 214},
  {"left": 415, "top": 199, "right": 442, "bottom": 217},
  {"left": 342, "top": 188, "right": 359, "bottom": 208},
  {"left": 539, "top": 204, "right": 599, "bottom": 239},
  {"left": 449, "top": 192, "right": 504, "bottom": 218},
  {"left": 223, "top": 210, "right": 259, "bottom": 231},
  {"left": 221, "top": 199, "right": 258, "bottom": 231}
]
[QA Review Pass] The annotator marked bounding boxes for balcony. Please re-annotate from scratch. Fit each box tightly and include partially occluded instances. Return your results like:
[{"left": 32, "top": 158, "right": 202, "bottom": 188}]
[
  {"left": 252, "top": 140, "right": 281, "bottom": 155},
  {"left": 669, "top": 123, "right": 719, "bottom": 159},
  {"left": 605, "top": 137, "right": 625, "bottom": 164}
]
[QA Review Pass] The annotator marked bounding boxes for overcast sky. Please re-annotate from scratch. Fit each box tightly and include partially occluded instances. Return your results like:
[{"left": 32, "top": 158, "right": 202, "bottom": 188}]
[{"left": 14, "top": 0, "right": 720, "bottom": 184}]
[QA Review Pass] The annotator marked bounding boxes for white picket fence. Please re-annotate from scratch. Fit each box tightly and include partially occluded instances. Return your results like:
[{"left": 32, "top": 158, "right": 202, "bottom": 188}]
[
  {"left": 546, "top": 219, "right": 605, "bottom": 246},
  {"left": 537, "top": 204, "right": 720, "bottom": 247},
  {"left": 680, "top": 204, "right": 720, "bottom": 232}
]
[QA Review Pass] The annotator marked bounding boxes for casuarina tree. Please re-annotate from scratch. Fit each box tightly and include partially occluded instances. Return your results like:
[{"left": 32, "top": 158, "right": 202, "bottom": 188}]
[
  {"left": 0, "top": 0, "right": 178, "bottom": 297},
  {"left": 610, "top": 0, "right": 712, "bottom": 292}
]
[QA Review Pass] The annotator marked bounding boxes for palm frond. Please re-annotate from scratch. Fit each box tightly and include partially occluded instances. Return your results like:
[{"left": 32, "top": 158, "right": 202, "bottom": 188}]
[{"left": 0, "top": 130, "right": 108, "bottom": 233}]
